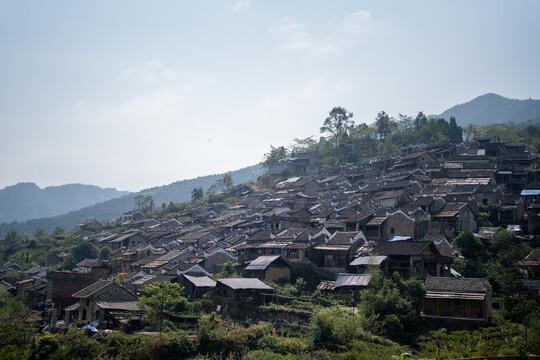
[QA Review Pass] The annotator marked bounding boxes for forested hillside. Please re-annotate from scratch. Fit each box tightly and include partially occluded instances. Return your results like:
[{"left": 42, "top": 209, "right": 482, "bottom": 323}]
[
  {"left": 0, "top": 165, "right": 262, "bottom": 236},
  {"left": 0, "top": 183, "right": 129, "bottom": 223},
  {"left": 264, "top": 106, "right": 540, "bottom": 170},
  {"left": 437, "top": 93, "right": 540, "bottom": 127}
]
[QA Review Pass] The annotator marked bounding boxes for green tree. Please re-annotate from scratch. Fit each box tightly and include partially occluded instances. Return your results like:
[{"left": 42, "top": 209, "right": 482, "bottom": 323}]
[
  {"left": 290, "top": 136, "right": 318, "bottom": 155},
  {"left": 0, "top": 297, "right": 38, "bottom": 359},
  {"left": 463, "top": 124, "right": 477, "bottom": 141},
  {"left": 191, "top": 187, "right": 204, "bottom": 202},
  {"left": 221, "top": 173, "right": 234, "bottom": 190},
  {"left": 396, "top": 113, "right": 414, "bottom": 132},
  {"left": 454, "top": 229, "right": 483, "bottom": 259},
  {"left": 137, "top": 281, "right": 195, "bottom": 329},
  {"left": 320, "top": 106, "right": 354, "bottom": 147},
  {"left": 447, "top": 116, "right": 463, "bottom": 143},
  {"left": 414, "top": 111, "right": 428, "bottom": 131},
  {"left": 375, "top": 111, "right": 396, "bottom": 140},
  {"left": 134, "top": 194, "right": 154, "bottom": 215},
  {"left": 60, "top": 253, "right": 77, "bottom": 270},
  {"left": 261, "top": 145, "right": 287, "bottom": 167},
  {"left": 357, "top": 273, "right": 426, "bottom": 343},
  {"left": 72, "top": 242, "right": 98, "bottom": 263},
  {"left": 34, "top": 228, "right": 47, "bottom": 240},
  {"left": 98, "top": 246, "right": 110, "bottom": 260}
]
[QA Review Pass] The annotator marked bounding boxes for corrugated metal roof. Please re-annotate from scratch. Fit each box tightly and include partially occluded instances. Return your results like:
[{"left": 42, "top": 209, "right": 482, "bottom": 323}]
[
  {"left": 334, "top": 273, "right": 371, "bottom": 288},
  {"left": 183, "top": 274, "right": 216, "bottom": 288},
  {"left": 218, "top": 278, "right": 273, "bottom": 290},
  {"left": 521, "top": 189, "right": 540, "bottom": 196},
  {"left": 350, "top": 255, "right": 387, "bottom": 266},
  {"left": 245, "top": 255, "right": 281, "bottom": 270},
  {"left": 388, "top": 236, "right": 412, "bottom": 242}
]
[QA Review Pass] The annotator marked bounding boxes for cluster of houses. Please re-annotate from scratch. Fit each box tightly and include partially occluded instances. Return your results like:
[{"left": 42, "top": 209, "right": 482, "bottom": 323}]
[{"left": 5, "top": 138, "right": 540, "bottom": 330}]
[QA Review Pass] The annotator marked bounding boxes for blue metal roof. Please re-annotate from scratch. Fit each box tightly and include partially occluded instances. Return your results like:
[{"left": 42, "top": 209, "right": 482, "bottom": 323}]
[
  {"left": 388, "top": 236, "right": 412, "bottom": 242},
  {"left": 521, "top": 189, "right": 540, "bottom": 196}
]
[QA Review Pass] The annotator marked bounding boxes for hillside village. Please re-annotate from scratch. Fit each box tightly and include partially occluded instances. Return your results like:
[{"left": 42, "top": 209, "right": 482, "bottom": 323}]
[{"left": 2, "top": 136, "right": 540, "bottom": 358}]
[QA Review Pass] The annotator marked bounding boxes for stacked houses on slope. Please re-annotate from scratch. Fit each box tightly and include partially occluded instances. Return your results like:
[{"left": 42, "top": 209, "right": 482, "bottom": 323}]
[{"left": 8, "top": 139, "right": 539, "bottom": 328}]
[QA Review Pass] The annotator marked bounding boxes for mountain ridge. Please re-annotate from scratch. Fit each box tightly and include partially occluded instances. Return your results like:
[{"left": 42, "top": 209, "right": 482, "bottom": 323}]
[
  {"left": 436, "top": 93, "right": 540, "bottom": 126},
  {"left": 0, "top": 164, "right": 263, "bottom": 236},
  {"left": 0, "top": 182, "right": 130, "bottom": 224}
]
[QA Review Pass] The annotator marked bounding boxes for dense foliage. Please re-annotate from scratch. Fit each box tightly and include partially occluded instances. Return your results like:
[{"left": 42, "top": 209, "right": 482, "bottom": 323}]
[
  {"left": 137, "top": 282, "right": 202, "bottom": 329},
  {"left": 263, "top": 108, "right": 540, "bottom": 171}
]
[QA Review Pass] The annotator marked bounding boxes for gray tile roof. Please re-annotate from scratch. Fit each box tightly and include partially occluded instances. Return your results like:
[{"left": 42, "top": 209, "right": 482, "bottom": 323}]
[
  {"left": 94, "top": 300, "right": 141, "bottom": 311},
  {"left": 72, "top": 280, "right": 112, "bottom": 298},
  {"left": 425, "top": 276, "right": 491, "bottom": 293},
  {"left": 371, "top": 240, "right": 434, "bottom": 256}
]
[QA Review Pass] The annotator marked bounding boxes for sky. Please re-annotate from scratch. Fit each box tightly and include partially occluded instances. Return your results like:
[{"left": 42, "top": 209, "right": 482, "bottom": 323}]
[{"left": 1, "top": 1, "right": 539, "bottom": 192}]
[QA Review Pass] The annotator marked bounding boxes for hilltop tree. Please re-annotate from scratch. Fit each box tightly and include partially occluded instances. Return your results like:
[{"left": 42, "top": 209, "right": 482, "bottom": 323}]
[
  {"left": 221, "top": 173, "right": 234, "bottom": 190},
  {"left": 375, "top": 111, "right": 396, "bottom": 140},
  {"left": 414, "top": 111, "right": 428, "bottom": 131},
  {"left": 134, "top": 194, "right": 154, "bottom": 215},
  {"left": 261, "top": 145, "right": 288, "bottom": 167},
  {"left": 445, "top": 116, "right": 463, "bottom": 143},
  {"left": 290, "top": 136, "right": 318, "bottom": 155},
  {"left": 209, "top": 173, "right": 235, "bottom": 195},
  {"left": 320, "top": 106, "right": 354, "bottom": 147}
]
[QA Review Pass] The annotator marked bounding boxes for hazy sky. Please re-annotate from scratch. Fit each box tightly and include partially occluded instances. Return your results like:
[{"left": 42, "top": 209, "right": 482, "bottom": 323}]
[{"left": 1, "top": 1, "right": 539, "bottom": 192}]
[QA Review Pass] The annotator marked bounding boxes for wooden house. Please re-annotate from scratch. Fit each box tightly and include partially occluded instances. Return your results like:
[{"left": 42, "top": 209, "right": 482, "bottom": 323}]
[
  {"left": 333, "top": 273, "right": 372, "bottom": 300},
  {"left": 215, "top": 278, "right": 273, "bottom": 301},
  {"left": 421, "top": 276, "right": 492, "bottom": 323},
  {"left": 367, "top": 240, "right": 453, "bottom": 279},
  {"left": 68, "top": 280, "right": 141, "bottom": 328},
  {"left": 311, "top": 231, "right": 365, "bottom": 274},
  {"left": 243, "top": 255, "right": 291, "bottom": 281},
  {"left": 181, "top": 274, "right": 216, "bottom": 298}
]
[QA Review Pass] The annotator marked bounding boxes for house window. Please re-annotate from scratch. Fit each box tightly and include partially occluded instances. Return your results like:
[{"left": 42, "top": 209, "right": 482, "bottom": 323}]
[{"left": 390, "top": 227, "right": 395, "bottom": 234}]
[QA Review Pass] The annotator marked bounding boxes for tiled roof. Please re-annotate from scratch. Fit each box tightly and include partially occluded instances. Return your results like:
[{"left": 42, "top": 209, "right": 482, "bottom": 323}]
[
  {"left": 327, "top": 231, "right": 363, "bottom": 245},
  {"left": 94, "top": 300, "right": 141, "bottom": 311},
  {"left": 424, "top": 276, "right": 491, "bottom": 293},
  {"left": 371, "top": 240, "right": 434, "bottom": 256},
  {"left": 72, "top": 280, "right": 112, "bottom": 298}
]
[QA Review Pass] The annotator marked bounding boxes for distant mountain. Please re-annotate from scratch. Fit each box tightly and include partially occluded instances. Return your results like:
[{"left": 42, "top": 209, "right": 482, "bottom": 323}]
[
  {"left": 0, "top": 164, "right": 263, "bottom": 236},
  {"left": 437, "top": 93, "right": 540, "bottom": 127},
  {"left": 0, "top": 183, "right": 129, "bottom": 223}
]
